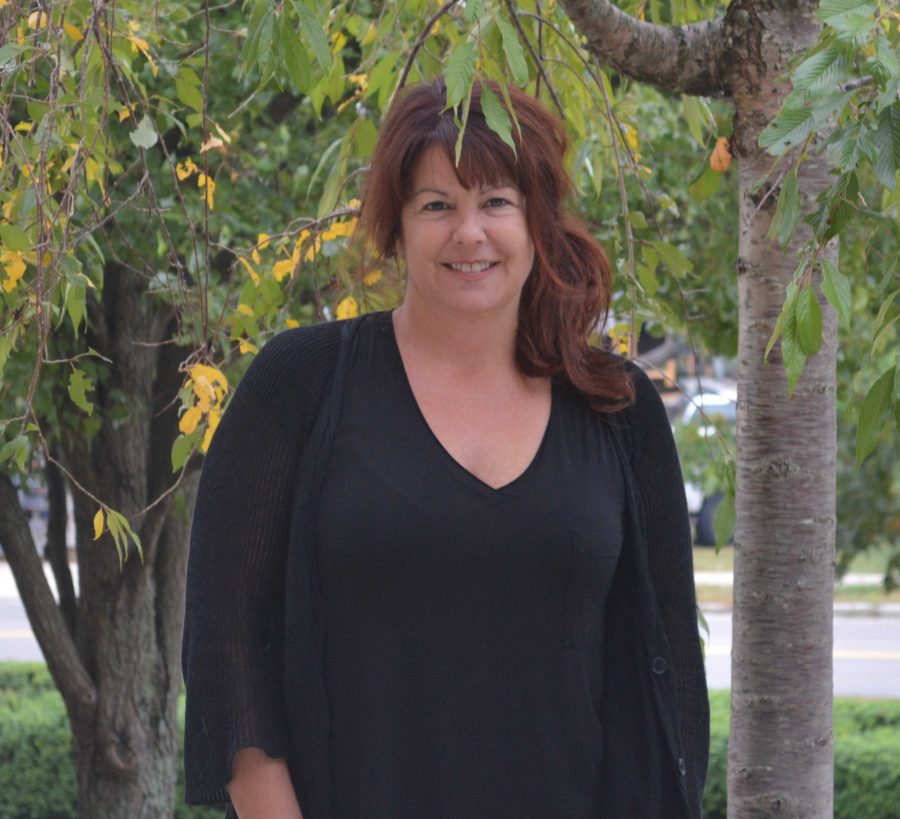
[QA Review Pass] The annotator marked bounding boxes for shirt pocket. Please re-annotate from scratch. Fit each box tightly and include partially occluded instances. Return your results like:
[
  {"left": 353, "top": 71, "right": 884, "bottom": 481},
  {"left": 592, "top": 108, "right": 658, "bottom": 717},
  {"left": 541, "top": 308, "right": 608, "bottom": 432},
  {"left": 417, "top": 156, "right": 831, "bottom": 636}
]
[{"left": 562, "top": 527, "right": 622, "bottom": 648}]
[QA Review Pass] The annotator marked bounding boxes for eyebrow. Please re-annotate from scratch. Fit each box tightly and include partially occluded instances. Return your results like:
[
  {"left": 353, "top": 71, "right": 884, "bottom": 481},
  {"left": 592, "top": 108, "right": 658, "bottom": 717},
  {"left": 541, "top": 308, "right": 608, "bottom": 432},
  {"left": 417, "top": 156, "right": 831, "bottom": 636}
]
[{"left": 411, "top": 183, "right": 518, "bottom": 198}]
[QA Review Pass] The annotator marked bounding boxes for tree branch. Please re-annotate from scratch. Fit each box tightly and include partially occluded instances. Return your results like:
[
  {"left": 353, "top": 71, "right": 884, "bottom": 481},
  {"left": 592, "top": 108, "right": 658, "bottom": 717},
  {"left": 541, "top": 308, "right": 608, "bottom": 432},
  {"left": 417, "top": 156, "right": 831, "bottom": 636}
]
[
  {"left": 44, "top": 458, "right": 78, "bottom": 638},
  {"left": 0, "top": 475, "right": 96, "bottom": 710},
  {"left": 556, "top": 0, "right": 730, "bottom": 97}
]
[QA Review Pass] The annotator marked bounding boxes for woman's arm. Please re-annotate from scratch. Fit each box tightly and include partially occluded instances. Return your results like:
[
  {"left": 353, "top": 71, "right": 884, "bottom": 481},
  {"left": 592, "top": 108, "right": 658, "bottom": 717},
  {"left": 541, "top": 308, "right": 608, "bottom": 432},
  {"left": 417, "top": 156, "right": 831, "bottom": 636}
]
[{"left": 227, "top": 748, "right": 303, "bottom": 819}]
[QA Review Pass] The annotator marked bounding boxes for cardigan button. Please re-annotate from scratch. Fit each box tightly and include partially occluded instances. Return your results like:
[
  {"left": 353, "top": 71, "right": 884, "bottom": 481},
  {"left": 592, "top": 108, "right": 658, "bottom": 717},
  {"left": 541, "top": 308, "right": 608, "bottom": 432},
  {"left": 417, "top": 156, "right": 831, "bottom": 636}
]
[
  {"left": 651, "top": 656, "right": 668, "bottom": 674},
  {"left": 678, "top": 757, "right": 687, "bottom": 776}
]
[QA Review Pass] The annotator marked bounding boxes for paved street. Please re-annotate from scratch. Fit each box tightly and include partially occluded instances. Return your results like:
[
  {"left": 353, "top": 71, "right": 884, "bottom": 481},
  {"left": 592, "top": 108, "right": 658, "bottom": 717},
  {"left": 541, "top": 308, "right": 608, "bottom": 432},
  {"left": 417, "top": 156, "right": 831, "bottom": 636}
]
[{"left": 1, "top": 563, "right": 898, "bottom": 697}]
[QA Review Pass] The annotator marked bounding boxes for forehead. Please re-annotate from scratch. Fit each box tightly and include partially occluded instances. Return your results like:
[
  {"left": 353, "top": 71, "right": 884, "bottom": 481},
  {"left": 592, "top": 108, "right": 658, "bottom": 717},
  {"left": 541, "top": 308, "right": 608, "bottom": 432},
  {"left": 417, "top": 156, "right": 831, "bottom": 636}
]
[{"left": 407, "top": 144, "right": 517, "bottom": 196}]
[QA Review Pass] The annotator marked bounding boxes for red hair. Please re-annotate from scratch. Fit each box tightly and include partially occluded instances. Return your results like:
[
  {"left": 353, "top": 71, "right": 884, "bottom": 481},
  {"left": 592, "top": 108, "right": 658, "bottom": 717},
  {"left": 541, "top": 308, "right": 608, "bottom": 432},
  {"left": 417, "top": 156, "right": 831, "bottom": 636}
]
[{"left": 357, "top": 77, "right": 634, "bottom": 411}]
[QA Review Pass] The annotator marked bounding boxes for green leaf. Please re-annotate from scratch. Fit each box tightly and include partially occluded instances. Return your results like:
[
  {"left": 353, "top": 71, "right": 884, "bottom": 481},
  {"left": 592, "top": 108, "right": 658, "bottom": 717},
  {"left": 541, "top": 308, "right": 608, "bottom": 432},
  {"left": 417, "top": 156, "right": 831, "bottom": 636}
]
[
  {"left": 281, "top": 19, "right": 312, "bottom": 94},
  {"left": 464, "top": 0, "right": 485, "bottom": 21},
  {"left": 796, "top": 284, "right": 823, "bottom": 356},
  {"left": 479, "top": 84, "right": 516, "bottom": 155},
  {"left": 822, "top": 259, "right": 852, "bottom": 329},
  {"left": 781, "top": 302, "right": 807, "bottom": 395},
  {"left": 790, "top": 47, "right": 842, "bottom": 95},
  {"left": 759, "top": 107, "right": 815, "bottom": 155},
  {"left": 129, "top": 115, "right": 158, "bottom": 150},
  {"left": 816, "top": 0, "right": 876, "bottom": 26},
  {"left": 713, "top": 489, "right": 735, "bottom": 548},
  {"left": 637, "top": 262, "right": 660, "bottom": 296},
  {"left": 0, "top": 224, "right": 31, "bottom": 252},
  {"left": 855, "top": 366, "right": 895, "bottom": 468},
  {"left": 454, "top": 80, "right": 474, "bottom": 167},
  {"left": 176, "top": 76, "right": 204, "bottom": 113},
  {"left": 872, "top": 103, "right": 900, "bottom": 191},
  {"left": 681, "top": 96, "right": 714, "bottom": 146},
  {"left": 171, "top": 434, "right": 194, "bottom": 473},
  {"left": 290, "top": 0, "right": 331, "bottom": 73},
  {"left": 687, "top": 164, "right": 721, "bottom": 202},
  {"left": 68, "top": 369, "right": 94, "bottom": 415},
  {"left": 64, "top": 278, "right": 86, "bottom": 337},
  {"left": 107, "top": 509, "right": 144, "bottom": 564},
  {"left": 364, "top": 52, "right": 399, "bottom": 103},
  {"left": 767, "top": 169, "right": 800, "bottom": 248},
  {"left": 627, "top": 211, "right": 648, "bottom": 230},
  {"left": 0, "top": 435, "right": 29, "bottom": 473},
  {"left": 496, "top": 15, "right": 529, "bottom": 87},
  {"left": 650, "top": 241, "right": 693, "bottom": 278},
  {"left": 445, "top": 41, "right": 477, "bottom": 110}
]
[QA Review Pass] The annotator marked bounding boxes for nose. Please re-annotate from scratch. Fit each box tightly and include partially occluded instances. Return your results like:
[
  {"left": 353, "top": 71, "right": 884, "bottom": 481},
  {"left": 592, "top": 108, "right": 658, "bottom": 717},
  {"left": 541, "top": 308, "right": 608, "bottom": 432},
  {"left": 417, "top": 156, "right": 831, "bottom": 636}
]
[{"left": 451, "top": 204, "right": 486, "bottom": 244}]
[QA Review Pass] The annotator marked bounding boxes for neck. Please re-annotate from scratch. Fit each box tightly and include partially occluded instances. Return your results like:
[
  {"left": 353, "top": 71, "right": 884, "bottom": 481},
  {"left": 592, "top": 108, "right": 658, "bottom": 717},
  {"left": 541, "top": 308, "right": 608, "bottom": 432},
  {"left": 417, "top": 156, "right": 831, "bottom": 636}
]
[{"left": 392, "top": 299, "right": 519, "bottom": 377}]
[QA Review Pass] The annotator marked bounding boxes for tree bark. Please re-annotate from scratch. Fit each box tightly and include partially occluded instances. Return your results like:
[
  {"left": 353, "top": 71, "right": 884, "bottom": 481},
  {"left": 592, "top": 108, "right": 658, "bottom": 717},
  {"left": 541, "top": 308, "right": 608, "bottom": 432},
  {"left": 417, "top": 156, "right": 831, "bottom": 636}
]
[
  {"left": 2, "top": 261, "right": 199, "bottom": 818},
  {"left": 727, "top": 3, "right": 835, "bottom": 816}
]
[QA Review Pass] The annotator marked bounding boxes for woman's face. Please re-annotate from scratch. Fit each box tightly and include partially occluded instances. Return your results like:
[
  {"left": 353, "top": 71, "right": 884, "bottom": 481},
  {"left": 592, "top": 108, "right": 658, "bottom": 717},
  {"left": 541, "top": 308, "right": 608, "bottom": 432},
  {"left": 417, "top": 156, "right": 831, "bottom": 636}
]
[{"left": 396, "top": 145, "right": 535, "bottom": 321}]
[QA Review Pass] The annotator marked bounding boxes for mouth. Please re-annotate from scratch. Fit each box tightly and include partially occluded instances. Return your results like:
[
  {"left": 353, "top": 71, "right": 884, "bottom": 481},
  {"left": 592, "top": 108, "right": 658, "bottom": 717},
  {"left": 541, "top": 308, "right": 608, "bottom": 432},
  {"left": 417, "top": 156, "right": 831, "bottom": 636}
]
[{"left": 443, "top": 261, "right": 499, "bottom": 273}]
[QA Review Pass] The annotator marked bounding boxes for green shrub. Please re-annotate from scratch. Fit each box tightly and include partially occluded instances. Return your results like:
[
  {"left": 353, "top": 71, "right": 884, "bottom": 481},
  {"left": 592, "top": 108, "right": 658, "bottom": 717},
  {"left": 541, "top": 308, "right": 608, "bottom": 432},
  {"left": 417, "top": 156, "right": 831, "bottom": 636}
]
[
  {"left": 704, "top": 691, "right": 900, "bottom": 819},
  {"left": 2, "top": 664, "right": 899, "bottom": 818}
]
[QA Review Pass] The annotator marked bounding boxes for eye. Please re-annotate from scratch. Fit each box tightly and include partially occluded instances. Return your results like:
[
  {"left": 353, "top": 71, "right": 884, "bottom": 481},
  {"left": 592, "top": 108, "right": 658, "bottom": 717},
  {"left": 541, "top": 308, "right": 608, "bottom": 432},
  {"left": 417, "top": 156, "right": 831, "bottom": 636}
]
[
  {"left": 422, "top": 200, "right": 449, "bottom": 212},
  {"left": 485, "top": 196, "right": 513, "bottom": 208}
]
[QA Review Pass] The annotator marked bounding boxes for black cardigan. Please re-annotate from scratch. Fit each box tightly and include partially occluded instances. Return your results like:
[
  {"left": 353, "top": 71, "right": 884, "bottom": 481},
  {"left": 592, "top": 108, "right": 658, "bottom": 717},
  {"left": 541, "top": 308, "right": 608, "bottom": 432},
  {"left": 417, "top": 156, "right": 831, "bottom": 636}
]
[{"left": 182, "top": 316, "right": 710, "bottom": 818}]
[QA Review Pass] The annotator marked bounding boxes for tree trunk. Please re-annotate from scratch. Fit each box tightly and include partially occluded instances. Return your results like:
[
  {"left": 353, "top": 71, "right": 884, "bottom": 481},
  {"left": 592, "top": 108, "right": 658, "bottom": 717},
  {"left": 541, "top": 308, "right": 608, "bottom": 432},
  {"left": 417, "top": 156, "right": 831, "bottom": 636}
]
[
  {"left": 1, "top": 263, "right": 199, "bottom": 818},
  {"left": 729, "top": 5, "right": 836, "bottom": 814}
]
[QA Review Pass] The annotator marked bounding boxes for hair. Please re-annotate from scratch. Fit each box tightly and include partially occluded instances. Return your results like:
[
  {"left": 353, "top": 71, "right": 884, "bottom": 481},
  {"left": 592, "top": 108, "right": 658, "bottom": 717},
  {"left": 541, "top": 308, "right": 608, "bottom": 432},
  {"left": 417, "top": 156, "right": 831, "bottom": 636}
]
[{"left": 357, "top": 77, "right": 634, "bottom": 412}]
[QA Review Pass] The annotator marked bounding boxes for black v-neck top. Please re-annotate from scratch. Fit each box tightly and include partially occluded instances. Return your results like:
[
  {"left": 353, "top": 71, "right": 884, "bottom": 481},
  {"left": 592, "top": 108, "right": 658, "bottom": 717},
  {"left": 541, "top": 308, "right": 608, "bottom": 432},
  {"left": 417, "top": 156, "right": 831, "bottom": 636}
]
[{"left": 314, "top": 311, "right": 625, "bottom": 818}]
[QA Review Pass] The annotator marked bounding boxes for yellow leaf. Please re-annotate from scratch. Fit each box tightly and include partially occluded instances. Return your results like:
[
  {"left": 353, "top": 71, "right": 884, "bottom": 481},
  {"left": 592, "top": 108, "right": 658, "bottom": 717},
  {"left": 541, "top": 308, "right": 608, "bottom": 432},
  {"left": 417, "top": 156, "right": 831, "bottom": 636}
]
[
  {"left": 332, "top": 31, "right": 348, "bottom": 54},
  {"left": 363, "top": 269, "right": 382, "bottom": 286},
  {"left": 237, "top": 255, "right": 260, "bottom": 285},
  {"left": 201, "top": 409, "right": 221, "bottom": 453},
  {"left": 361, "top": 22, "right": 376, "bottom": 46},
  {"left": 238, "top": 339, "right": 258, "bottom": 355},
  {"left": 63, "top": 22, "right": 84, "bottom": 41},
  {"left": 1, "top": 251, "right": 27, "bottom": 293},
  {"left": 200, "top": 136, "right": 224, "bottom": 153},
  {"left": 236, "top": 303, "right": 254, "bottom": 317},
  {"left": 272, "top": 257, "right": 295, "bottom": 282},
  {"left": 179, "top": 404, "right": 203, "bottom": 435},
  {"left": 197, "top": 173, "right": 216, "bottom": 209},
  {"left": 27, "top": 10, "right": 48, "bottom": 29},
  {"left": 257, "top": 233, "right": 270, "bottom": 249},
  {"left": 347, "top": 199, "right": 361, "bottom": 210},
  {"left": 286, "top": 318, "right": 300, "bottom": 329},
  {"left": 349, "top": 73, "right": 369, "bottom": 92},
  {"left": 189, "top": 364, "right": 229, "bottom": 391},
  {"left": 16, "top": 26, "right": 24, "bottom": 46},
  {"left": 14, "top": 121, "right": 33, "bottom": 132},
  {"left": 710, "top": 137, "right": 732, "bottom": 173},
  {"left": 128, "top": 20, "right": 141, "bottom": 32},
  {"left": 93, "top": 508, "right": 105, "bottom": 540},
  {"left": 128, "top": 34, "right": 150, "bottom": 54},
  {"left": 176, "top": 157, "right": 198, "bottom": 180},
  {"left": 213, "top": 121, "right": 232, "bottom": 144},
  {"left": 335, "top": 296, "right": 359, "bottom": 320},
  {"left": 431, "top": 19, "right": 441, "bottom": 35}
]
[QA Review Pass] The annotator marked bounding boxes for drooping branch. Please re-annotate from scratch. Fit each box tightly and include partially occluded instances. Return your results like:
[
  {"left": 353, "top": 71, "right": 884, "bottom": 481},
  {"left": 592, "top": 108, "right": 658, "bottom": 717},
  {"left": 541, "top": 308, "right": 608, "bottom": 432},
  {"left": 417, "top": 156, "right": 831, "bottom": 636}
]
[
  {"left": 556, "top": 0, "right": 730, "bottom": 97},
  {"left": 0, "top": 475, "right": 97, "bottom": 710}
]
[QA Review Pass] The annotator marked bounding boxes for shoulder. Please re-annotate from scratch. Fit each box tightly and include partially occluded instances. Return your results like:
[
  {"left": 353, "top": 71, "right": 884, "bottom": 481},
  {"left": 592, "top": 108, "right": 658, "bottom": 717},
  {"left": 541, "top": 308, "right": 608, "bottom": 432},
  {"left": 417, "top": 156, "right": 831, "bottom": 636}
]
[{"left": 602, "top": 357, "right": 672, "bottom": 461}]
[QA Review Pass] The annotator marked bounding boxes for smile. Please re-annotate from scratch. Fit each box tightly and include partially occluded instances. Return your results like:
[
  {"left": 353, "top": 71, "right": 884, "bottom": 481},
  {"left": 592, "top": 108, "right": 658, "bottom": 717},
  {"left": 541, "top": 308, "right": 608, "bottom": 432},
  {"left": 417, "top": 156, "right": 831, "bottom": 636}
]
[{"left": 444, "top": 261, "right": 498, "bottom": 273}]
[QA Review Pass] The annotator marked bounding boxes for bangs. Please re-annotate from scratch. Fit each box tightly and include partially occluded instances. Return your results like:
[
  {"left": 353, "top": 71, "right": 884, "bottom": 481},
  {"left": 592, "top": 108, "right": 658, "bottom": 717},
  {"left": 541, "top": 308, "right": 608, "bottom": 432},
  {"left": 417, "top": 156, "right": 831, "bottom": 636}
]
[{"left": 401, "top": 113, "right": 521, "bottom": 198}]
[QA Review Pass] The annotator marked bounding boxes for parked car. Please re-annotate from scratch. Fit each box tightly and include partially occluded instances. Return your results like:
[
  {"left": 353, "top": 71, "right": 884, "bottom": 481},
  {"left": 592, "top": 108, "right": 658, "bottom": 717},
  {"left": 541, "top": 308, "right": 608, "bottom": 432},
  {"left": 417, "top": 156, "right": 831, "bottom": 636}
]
[{"left": 672, "top": 381, "right": 736, "bottom": 546}]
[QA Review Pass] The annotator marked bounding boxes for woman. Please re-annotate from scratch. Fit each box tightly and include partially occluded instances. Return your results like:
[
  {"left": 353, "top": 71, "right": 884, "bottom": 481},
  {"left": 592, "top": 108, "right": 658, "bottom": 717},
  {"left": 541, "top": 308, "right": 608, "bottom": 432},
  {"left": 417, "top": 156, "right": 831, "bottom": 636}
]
[{"left": 183, "top": 77, "right": 709, "bottom": 819}]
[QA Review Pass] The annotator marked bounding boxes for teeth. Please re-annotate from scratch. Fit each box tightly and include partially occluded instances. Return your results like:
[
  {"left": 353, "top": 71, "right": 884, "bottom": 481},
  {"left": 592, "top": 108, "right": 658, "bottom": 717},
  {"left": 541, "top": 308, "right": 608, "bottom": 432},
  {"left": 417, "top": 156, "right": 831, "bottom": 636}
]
[{"left": 447, "top": 261, "right": 495, "bottom": 273}]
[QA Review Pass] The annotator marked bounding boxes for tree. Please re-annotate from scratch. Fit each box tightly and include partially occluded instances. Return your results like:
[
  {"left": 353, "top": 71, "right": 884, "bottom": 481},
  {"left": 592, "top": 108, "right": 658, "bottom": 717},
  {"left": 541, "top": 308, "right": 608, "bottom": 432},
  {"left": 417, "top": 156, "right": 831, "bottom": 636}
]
[{"left": 1, "top": 0, "right": 897, "bottom": 816}]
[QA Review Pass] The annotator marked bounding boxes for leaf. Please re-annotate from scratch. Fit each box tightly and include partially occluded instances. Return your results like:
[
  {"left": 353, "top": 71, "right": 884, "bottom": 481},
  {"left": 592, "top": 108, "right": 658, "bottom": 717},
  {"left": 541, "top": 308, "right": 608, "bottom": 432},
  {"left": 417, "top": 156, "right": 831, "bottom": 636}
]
[
  {"left": 445, "top": 41, "right": 477, "bottom": 110},
  {"left": 765, "top": 274, "right": 802, "bottom": 362},
  {"left": 171, "top": 434, "right": 194, "bottom": 473},
  {"left": 682, "top": 96, "right": 713, "bottom": 146},
  {"left": 872, "top": 103, "right": 900, "bottom": 191},
  {"left": 713, "top": 489, "right": 735, "bottom": 548},
  {"left": 780, "top": 302, "right": 807, "bottom": 395},
  {"left": 627, "top": 211, "right": 648, "bottom": 230},
  {"left": 364, "top": 52, "right": 399, "bottom": 103},
  {"left": 796, "top": 284, "right": 823, "bottom": 356},
  {"left": 496, "top": 15, "right": 528, "bottom": 87},
  {"left": 650, "top": 241, "right": 693, "bottom": 279},
  {"left": 64, "top": 278, "right": 86, "bottom": 336},
  {"left": 107, "top": 509, "right": 143, "bottom": 563},
  {"left": 758, "top": 107, "right": 814, "bottom": 156},
  {"left": 464, "top": 0, "right": 485, "bottom": 21},
  {"left": 93, "top": 508, "right": 105, "bottom": 540},
  {"left": 176, "top": 75, "right": 204, "bottom": 113},
  {"left": 855, "top": 366, "right": 895, "bottom": 468},
  {"left": 688, "top": 165, "right": 721, "bottom": 202},
  {"left": 479, "top": 84, "right": 515, "bottom": 155},
  {"left": 822, "top": 259, "right": 852, "bottom": 329},
  {"left": 767, "top": 169, "right": 800, "bottom": 248},
  {"left": 0, "top": 223, "right": 30, "bottom": 252},
  {"left": 129, "top": 114, "right": 158, "bottom": 150},
  {"left": 0, "top": 435, "right": 29, "bottom": 472},
  {"left": 637, "top": 262, "right": 659, "bottom": 296},
  {"left": 281, "top": 19, "right": 312, "bottom": 94},
  {"left": 290, "top": 0, "right": 331, "bottom": 73},
  {"left": 68, "top": 369, "right": 94, "bottom": 415}
]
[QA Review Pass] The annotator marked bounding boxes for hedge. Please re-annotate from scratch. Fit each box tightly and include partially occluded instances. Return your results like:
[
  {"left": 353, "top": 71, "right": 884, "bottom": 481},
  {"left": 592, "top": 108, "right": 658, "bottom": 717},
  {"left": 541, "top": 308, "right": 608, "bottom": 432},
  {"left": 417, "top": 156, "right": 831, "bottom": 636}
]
[{"left": 2, "top": 663, "right": 899, "bottom": 818}]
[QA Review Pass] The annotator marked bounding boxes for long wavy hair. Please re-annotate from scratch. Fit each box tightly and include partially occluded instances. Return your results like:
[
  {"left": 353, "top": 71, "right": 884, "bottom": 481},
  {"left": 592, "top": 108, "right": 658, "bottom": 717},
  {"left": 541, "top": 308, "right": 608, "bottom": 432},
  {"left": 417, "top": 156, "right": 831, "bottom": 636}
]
[{"left": 356, "top": 77, "right": 634, "bottom": 411}]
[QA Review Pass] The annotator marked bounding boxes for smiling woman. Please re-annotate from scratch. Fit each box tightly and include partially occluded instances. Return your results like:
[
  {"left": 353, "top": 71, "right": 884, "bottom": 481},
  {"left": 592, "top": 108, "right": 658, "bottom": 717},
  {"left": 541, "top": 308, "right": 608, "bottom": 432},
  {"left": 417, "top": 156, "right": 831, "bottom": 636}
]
[{"left": 183, "top": 77, "right": 708, "bottom": 819}]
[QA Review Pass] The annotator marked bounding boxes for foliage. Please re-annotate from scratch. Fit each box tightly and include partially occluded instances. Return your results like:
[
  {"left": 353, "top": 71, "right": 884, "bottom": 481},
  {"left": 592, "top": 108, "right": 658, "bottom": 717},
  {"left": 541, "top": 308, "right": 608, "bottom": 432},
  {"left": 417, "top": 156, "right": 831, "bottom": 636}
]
[{"left": 3, "top": 666, "right": 900, "bottom": 819}]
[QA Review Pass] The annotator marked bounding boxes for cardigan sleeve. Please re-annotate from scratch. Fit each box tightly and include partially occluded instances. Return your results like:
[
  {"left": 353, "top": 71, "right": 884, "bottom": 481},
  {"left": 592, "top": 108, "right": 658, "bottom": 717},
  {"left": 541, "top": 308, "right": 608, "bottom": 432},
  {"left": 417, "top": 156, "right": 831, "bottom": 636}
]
[
  {"left": 628, "top": 365, "right": 711, "bottom": 816},
  {"left": 181, "top": 330, "right": 326, "bottom": 805}
]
